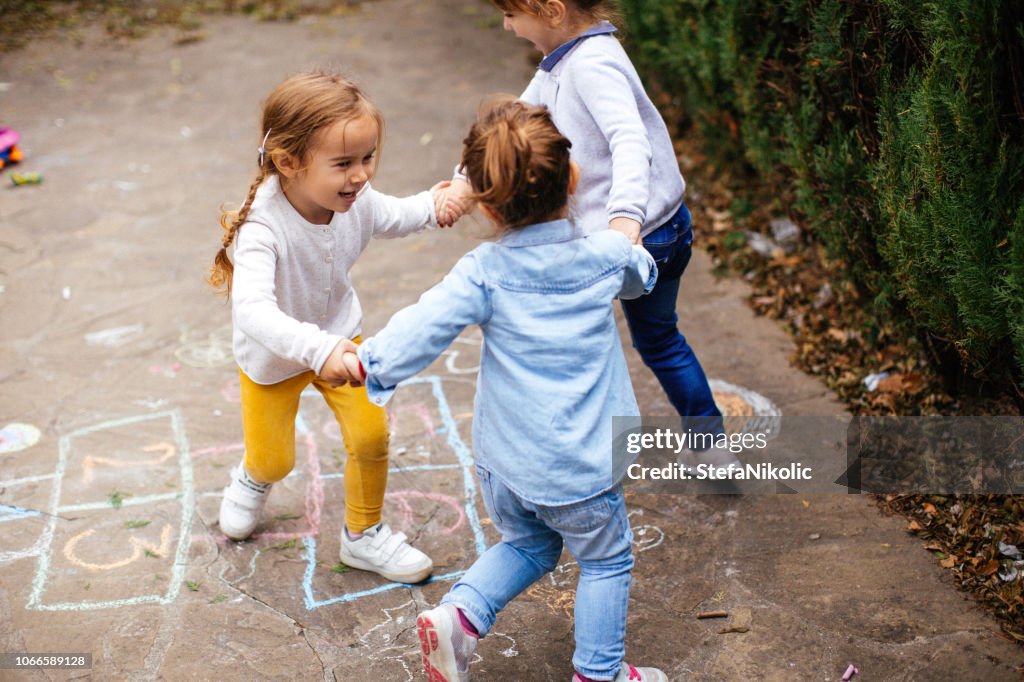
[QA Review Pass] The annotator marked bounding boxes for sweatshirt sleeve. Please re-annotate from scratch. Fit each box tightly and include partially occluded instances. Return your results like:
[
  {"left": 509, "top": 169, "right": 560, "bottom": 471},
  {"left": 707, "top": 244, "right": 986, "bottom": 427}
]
[
  {"left": 618, "top": 243, "right": 658, "bottom": 300},
  {"left": 368, "top": 186, "right": 438, "bottom": 239},
  {"left": 232, "top": 222, "right": 341, "bottom": 374},
  {"left": 358, "top": 250, "right": 492, "bottom": 405},
  {"left": 572, "top": 55, "right": 653, "bottom": 226}
]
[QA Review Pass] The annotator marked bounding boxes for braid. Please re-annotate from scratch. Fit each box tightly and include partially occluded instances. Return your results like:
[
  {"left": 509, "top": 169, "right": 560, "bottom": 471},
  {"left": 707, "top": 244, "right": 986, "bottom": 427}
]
[{"left": 208, "top": 167, "right": 266, "bottom": 295}]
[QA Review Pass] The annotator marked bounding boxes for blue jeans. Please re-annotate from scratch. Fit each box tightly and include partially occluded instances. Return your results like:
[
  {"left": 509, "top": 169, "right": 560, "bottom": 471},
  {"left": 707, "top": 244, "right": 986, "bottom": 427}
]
[
  {"left": 444, "top": 468, "right": 634, "bottom": 680},
  {"left": 621, "top": 202, "right": 724, "bottom": 436}
]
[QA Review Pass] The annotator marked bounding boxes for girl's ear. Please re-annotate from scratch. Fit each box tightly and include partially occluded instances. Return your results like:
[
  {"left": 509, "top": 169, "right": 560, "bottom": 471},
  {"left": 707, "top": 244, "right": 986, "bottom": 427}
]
[
  {"left": 541, "top": 0, "right": 568, "bottom": 25},
  {"left": 275, "top": 151, "right": 302, "bottom": 179},
  {"left": 568, "top": 161, "right": 580, "bottom": 196}
]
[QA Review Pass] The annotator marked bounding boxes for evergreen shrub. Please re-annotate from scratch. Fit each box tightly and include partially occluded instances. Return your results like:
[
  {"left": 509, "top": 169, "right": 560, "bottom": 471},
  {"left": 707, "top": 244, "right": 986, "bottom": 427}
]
[{"left": 620, "top": 0, "right": 1024, "bottom": 388}]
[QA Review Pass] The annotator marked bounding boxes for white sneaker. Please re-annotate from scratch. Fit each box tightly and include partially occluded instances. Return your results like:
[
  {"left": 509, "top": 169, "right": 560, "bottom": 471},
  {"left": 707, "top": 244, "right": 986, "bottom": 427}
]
[
  {"left": 340, "top": 522, "right": 433, "bottom": 583},
  {"left": 417, "top": 603, "right": 477, "bottom": 682},
  {"left": 219, "top": 462, "right": 272, "bottom": 540}
]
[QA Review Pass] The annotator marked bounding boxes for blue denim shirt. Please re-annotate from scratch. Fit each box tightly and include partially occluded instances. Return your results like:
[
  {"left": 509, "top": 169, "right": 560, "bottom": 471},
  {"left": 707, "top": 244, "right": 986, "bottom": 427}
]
[{"left": 359, "top": 219, "right": 657, "bottom": 505}]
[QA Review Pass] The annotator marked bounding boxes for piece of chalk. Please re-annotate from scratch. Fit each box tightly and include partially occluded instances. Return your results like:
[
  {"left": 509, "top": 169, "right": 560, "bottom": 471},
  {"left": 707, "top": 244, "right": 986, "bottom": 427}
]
[
  {"left": 10, "top": 171, "right": 42, "bottom": 186},
  {"left": 842, "top": 663, "right": 858, "bottom": 681}
]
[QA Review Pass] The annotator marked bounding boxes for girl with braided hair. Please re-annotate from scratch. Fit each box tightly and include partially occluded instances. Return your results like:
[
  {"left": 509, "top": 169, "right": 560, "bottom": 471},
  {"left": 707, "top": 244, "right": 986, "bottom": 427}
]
[
  {"left": 341, "top": 98, "right": 666, "bottom": 682},
  {"left": 208, "top": 70, "right": 459, "bottom": 583}
]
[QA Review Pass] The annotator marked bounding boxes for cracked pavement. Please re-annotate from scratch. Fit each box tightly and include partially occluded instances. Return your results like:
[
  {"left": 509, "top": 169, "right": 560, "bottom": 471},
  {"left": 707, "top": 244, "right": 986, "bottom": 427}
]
[{"left": 0, "top": 0, "right": 1021, "bottom": 680}]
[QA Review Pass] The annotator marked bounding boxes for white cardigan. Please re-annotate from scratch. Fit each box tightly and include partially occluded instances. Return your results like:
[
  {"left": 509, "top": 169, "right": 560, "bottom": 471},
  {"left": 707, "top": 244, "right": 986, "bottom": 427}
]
[{"left": 230, "top": 175, "right": 437, "bottom": 385}]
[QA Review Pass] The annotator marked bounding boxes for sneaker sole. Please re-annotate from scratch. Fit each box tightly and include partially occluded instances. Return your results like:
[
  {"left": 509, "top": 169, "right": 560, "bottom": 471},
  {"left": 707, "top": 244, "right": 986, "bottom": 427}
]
[
  {"left": 339, "top": 550, "right": 433, "bottom": 584},
  {"left": 219, "top": 524, "right": 256, "bottom": 541},
  {"left": 416, "top": 614, "right": 460, "bottom": 682}
]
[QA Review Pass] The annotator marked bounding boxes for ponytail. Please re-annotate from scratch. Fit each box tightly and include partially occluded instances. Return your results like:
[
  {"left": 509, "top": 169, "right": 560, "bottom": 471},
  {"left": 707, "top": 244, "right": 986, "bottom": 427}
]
[{"left": 461, "top": 97, "right": 572, "bottom": 230}]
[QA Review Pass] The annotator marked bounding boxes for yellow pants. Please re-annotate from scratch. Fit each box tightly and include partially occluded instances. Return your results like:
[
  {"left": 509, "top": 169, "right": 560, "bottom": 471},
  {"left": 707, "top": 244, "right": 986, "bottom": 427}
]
[{"left": 238, "top": 358, "right": 389, "bottom": 535}]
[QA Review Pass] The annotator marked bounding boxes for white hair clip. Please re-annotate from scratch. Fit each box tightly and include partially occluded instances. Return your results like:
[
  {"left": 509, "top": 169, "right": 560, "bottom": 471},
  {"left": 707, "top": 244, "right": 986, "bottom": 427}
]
[{"left": 258, "top": 128, "right": 272, "bottom": 167}]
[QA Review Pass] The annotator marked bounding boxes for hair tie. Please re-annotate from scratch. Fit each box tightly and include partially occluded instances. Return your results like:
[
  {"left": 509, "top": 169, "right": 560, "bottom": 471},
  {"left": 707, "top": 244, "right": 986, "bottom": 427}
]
[{"left": 258, "top": 128, "right": 272, "bottom": 167}]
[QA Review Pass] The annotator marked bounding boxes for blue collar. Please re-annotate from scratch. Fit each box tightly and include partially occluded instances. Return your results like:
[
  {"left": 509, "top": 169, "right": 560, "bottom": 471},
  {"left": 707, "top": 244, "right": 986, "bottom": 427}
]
[
  {"left": 538, "top": 21, "right": 617, "bottom": 72},
  {"left": 498, "top": 219, "right": 579, "bottom": 247}
]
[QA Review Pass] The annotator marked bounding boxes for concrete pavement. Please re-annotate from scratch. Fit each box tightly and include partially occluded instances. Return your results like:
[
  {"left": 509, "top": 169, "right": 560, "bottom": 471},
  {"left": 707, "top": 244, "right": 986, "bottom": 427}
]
[{"left": 0, "top": 1, "right": 1019, "bottom": 679}]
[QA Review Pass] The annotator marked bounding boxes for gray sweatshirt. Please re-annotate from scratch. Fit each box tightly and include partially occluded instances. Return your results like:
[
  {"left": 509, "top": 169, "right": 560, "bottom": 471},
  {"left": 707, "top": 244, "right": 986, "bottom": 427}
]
[
  {"left": 230, "top": 175, "right": 437, "bottom": 385},
  {"left": 524, "top": 28, "right": 685, "bottom": 236}
]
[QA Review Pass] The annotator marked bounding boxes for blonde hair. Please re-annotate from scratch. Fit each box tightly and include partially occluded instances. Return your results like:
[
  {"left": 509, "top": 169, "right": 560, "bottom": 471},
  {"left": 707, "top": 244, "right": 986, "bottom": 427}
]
[
  {"left": 491, "top": 0, "right": 619, "bottom": 24},
  {"left": 461, "top": 97, "right": 572, "bottom": 230},
  {"left": 209, "top": 70, "right": 384, "bottom": 295}
]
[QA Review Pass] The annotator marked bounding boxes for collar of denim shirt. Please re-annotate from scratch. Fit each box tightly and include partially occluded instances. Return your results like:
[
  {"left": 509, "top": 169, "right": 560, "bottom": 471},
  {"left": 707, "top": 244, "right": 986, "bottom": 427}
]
[
  {"left": 538, "top": 20, "right": 617, "bottom": 72},
  {"left": 498, "top": 218, "right": 582, "bottom": 247}
]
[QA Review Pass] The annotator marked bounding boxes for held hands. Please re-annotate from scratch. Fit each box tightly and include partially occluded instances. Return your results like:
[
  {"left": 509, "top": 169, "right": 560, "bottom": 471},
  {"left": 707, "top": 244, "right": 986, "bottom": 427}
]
[
  {"left": 609, "top": 216, "right": 642, "bottom": 245},
  {"left": 431, "top": 179, "right": 474, "bottom": 228},
  {"left": 320, "top": 339, "right": 365, "bottom": 388}
]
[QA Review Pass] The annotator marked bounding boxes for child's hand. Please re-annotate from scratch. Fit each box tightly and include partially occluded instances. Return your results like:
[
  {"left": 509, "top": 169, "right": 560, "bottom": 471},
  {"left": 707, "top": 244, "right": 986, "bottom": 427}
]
[
  {"left": 609, "top": 216, "right": 642, "bottom": 245},
  {"left": 320, "top": 339, "right": 363, "bottom": 388},
  {"left": 431, "top": 179, "right": 474, "bottom": 228},
  {"left": 445, "top": 178, "right": 474, "bottom": 222},
  {"left": 341, "top": 351, "right": 364, "bottom": 385}
]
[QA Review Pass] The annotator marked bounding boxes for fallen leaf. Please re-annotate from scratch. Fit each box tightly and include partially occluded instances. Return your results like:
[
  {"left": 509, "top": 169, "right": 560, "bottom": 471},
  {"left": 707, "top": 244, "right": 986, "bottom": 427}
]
[
  {"left": 876, "top": 373, "right": 907, "bottom": 392},
  {"left": 827, "top": 328, "right": 849, "bottom": 343},
  {"left": 718, "top": 625, "right": 750, "bottom": 634},
  {"left": 979, "top": 559, "right": 1001, "bottom": 576}
]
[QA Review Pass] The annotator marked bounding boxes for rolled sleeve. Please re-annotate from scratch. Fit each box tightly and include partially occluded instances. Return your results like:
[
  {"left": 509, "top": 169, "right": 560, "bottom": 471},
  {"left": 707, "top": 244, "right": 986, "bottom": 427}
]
[{"left": 619, "top": 244, "right": 658, "bottom": 300}]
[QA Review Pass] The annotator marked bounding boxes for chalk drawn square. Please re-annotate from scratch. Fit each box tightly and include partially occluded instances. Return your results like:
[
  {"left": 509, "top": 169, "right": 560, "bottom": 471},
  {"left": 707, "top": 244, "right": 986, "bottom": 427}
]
[
  {"left": 301, "top": 377, "right": 489, "bottom": 609},
  {"left": 43, "top": 501, "right": 184, "bottom": 605},
  {"left": 27, "top": 410, "right": 195, "bottom": 611}
]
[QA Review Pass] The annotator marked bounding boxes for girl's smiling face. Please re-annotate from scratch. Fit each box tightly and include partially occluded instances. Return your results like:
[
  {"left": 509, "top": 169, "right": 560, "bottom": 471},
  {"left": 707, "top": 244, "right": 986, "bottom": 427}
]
[{"left": 281, "top": 114, "right": 379, "bottom": 224}]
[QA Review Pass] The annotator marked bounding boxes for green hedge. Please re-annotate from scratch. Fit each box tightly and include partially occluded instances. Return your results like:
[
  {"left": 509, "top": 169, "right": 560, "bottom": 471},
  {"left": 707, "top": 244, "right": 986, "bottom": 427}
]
[{"left": 620, "top": 0, "right": 1024, "bottom": 388}]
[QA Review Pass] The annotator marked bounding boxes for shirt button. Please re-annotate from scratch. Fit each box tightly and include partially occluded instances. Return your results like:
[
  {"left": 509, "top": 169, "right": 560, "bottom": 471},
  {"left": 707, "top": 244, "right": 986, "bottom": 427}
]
[
  {"left": 323, "top": 287, "right": 331, "bottom": 294},
  {"left": 326, "top": 255, "right": 334, "bottom": 263},
  {"left": 319, "top": 314, "right": 326, "bottom": 320}
]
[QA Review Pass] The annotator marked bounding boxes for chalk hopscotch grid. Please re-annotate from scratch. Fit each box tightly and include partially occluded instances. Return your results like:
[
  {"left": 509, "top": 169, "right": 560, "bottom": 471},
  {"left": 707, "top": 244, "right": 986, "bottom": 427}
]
[{"left": 5, "top": 375, "right": 485, "bottom": 611}]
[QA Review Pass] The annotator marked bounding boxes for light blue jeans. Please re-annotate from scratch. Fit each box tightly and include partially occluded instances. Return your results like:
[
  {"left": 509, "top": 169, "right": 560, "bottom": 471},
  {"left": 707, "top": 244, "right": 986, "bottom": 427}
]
[{"left": 443, "top": 467, "right": 634, "bottom": 680}]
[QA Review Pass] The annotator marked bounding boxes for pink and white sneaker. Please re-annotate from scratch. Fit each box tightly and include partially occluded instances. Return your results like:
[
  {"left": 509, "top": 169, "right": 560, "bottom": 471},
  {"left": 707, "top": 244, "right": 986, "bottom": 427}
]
[
  {"left": 416, "top": 603, "right": 477, "bottom": 682},
  {"left": 572, "top": 663, "right": 669, "bottom": 682}
]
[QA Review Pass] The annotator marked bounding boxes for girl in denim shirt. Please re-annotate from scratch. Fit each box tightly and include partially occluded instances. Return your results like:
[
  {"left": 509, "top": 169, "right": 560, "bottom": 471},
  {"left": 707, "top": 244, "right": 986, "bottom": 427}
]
[
  {"left": 440, "top": 0, "right": 729, "bottom": 465},
  {"left": 347, "top": 99, "right": 666, "bottom": 682}
]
